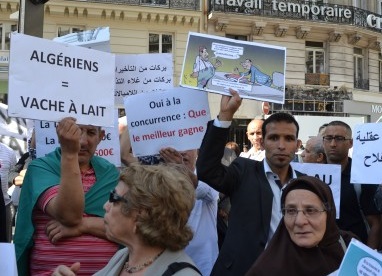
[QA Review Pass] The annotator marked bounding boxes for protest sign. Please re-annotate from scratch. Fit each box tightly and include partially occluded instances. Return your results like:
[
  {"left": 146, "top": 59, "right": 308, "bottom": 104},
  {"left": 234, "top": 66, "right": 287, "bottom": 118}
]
[
  {"left": 336, "top": 238, "right": 382, "bottom": 276},
  {"left": 115, "top": 53, "right": 173, "bottom": 107},
  {"left": 291, "top": 162, "right": 341, "bottom": 218},
  {"left": 0, "top": 243, "right": 17, "bottom": 276},
  {"left": 180, "top": 32, "right": 286, "bottom": 103},
  {"left": 34, "top": 110, "right": 121, "bottom": 166},
  {"left": 124, "top": 87, "right": 210, "bottom": 156},
  {"left": 351, "top": 123, "right": 382, "bottom": 184},
  {"left": 53, "top": 26, "right": 111, "bottom": 52},
  {"left": 8, "top": 33, "right": 115, "bottom": 127}
]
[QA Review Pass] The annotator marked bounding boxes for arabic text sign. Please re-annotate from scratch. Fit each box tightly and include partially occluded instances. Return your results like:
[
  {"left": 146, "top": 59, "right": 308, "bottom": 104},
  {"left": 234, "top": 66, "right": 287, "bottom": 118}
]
[
  {"left": 124, "top": 87, "right": 210, "bottom": 156},
  {"left": 180, "top": 32, "right": 286, "bottom": 104},
  {"left": 8, "top": 33, "right": 115, "bottom": 127},
  {"left": 115, "top": 53, "right": 173, "bottom": 107},
  {"left": 351, "top": 123, "right": 382, "bottom": 184},
  {"left": 34, "top": 113, "right": 121, "bottom": 166},
  {"left": 291, "top": 163, "right": 341, "bottom": 218}
]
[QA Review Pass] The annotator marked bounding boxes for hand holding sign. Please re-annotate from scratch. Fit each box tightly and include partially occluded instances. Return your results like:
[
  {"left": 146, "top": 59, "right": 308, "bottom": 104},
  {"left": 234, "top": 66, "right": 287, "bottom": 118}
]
[{"left": 56, "top": 117, "right": 81, "bottom": 155}]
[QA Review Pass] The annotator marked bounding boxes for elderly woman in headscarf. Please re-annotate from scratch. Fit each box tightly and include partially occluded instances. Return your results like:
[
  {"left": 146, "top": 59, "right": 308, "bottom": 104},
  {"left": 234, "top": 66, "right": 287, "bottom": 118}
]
[
  {"left": 246, "top": 175, "right": 355, "bottom": 276},
  {"left": 53, "top": 163, "right": 201, "bottom": 276}
]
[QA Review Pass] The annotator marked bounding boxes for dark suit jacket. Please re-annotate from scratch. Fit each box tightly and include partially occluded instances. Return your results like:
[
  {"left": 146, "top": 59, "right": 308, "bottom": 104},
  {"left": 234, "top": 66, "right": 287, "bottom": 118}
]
[{"left": 196, "top": 121, "right": 300, "bottom": 276}]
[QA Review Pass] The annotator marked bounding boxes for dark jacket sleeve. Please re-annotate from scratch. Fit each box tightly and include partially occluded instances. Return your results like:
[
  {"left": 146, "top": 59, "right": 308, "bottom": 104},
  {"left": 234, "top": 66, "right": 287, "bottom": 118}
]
[{"left": 196, "top": 120, "right": 240, "bottom": 196}]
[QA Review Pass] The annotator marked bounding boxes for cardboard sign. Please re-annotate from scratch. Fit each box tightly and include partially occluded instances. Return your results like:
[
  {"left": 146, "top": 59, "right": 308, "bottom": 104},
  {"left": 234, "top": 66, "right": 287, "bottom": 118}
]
[
  {"left": 291, "top": 162, "right": 341, "bottom": 218},
  {"left": 180, "top": 32, "right": 286, "bottom": 103},
  {"left": 8, "top": 33, "right": 115, "bottom": 127},
  {"left": 34, "top": 111, "right": 121, "bottom": 166},
  {"left": 124, "top": 87, "right": 210, "bottom": 156},
  {"left": 351, "top": 123, "right": 382, "bottom": 184},
  {"left": 115, "top": 53, "right": 173, "bottom": 107}
]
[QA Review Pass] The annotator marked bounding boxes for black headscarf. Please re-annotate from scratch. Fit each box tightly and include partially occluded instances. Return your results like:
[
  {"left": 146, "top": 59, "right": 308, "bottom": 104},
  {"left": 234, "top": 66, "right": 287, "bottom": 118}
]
[{"left": 246, "top": 176, "right": 346, "bottom": 276}]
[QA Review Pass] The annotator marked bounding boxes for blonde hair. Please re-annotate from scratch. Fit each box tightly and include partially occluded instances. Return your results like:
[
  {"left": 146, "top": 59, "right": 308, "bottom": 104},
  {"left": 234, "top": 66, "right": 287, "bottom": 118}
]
[{"left": 119, "top": 163, "right": 195, "bottom": 251}]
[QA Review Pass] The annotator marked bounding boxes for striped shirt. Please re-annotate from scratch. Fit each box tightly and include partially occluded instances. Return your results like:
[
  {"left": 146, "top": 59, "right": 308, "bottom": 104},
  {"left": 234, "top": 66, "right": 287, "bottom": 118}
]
[{"left": 30, "top": 169, "right": 118, "bottom": 276}]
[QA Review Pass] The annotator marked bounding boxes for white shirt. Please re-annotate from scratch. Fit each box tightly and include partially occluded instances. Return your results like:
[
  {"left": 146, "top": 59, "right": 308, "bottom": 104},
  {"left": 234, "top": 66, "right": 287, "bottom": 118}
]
[
  {"left": 239, "top": 147, "right": 265, "bottom": 161},
  {"left": 0, "top": 143, "right": 17, "bottom": 205},
  {"left": 193, "top": 56, "right": 214, "bottom": 73},
  {"left": 263, "top": 159, "right": 297, "bottom": 243},
  {"left": 185, "top": 181, "right": 219, "bottom": 276}
]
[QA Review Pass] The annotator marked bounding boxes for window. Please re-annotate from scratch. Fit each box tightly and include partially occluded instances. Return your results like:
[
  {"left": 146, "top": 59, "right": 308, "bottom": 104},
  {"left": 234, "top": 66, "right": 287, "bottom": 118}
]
[
  {"left": 0, "top": 23, "right": 17, "bottom": 50},
  {"left": 379, "top": 53, "right": 382, "bottom": 91},
  {"left": 226, "top": 34, "right": 247, "bottom": 41},
  {"left": 354, "top": 47, "right": 369, "bottom": 90},
  {"left": 305, "top": 41, "right": 325, "bottom": 74},
  {"left": 378, "top": 0, "right": 382, "bottom": 14},
  {"left": 149, "top": 33, "right": 172, "bottom": 53},
  {"left": 353, "top": 0, "right": 367, "bottom": 9},
  {"left": 57, "top": 26, "right": 84, "bottom": 37},
  {"left": 354, "top": 47, "right": 364, "bottom": 80}
]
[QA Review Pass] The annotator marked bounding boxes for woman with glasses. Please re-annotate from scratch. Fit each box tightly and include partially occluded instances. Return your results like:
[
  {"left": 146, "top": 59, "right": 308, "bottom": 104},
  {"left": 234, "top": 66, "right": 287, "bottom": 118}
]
[
  {"left": 53, "top": 164, "right": 201, "bottom": 276},
  {"left": 245, "top": 176, "right": 355, "bottom": 276}
]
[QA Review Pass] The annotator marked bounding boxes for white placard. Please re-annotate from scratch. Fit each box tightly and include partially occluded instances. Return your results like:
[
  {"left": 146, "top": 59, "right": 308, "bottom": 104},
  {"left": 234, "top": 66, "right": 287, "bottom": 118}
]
[
  {"left": 8, "top": 33, "right": 115, "bottom": 127},
  {"left": 351, "top": 123, "right": 382, "bottom": 184},
  {"left": 34, "top": 110, "right": 121, "bottom": 166},
  {"left": 53, "top": 26, "right": 111, "bottom": 52},
  {"left": 291, "top": 162, "right": 341, "bottom": 218},
  {"left": 115, "top": 53, "right": 173, "bottom": 107},
  {"left": 124, "top": 87, "right": 210, "bottom": 156},
  {"left": 0, "top": 243, "right": 17, "bottom": 276}
]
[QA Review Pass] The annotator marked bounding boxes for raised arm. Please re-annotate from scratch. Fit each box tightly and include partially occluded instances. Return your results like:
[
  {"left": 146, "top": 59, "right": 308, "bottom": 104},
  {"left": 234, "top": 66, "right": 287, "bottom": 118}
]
[
  {"left": 196, "top": 89, "right": 242, "bottom": 195},
  {"left": 45, "top": 118, "right": 84, "bottom": 226}
]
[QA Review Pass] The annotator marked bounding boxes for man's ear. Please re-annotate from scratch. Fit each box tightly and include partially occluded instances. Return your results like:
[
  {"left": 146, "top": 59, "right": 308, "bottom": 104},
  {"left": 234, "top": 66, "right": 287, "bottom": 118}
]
[
  {"left": 98, "top": 129, "right": 105, "bottom": 144},
  {"left": 296, "top": 139, "right": 302, "bottom": 152},
  {"left": 317, "top": 153, "right": 324, "bottom": 163}
]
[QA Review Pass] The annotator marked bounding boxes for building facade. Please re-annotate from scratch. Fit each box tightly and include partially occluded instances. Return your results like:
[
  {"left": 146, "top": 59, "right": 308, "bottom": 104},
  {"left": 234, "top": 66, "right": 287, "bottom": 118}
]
[{"left": 1, "top": 0, "right": 382, "bottom": 148}]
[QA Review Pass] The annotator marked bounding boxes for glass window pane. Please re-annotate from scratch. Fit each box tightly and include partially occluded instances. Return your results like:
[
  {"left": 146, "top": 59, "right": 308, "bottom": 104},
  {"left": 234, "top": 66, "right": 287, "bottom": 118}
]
[
  {"left": 306, "top": 50, "right": 314, "bottom": 73},
  {"left": 162, "top": 34, "right": 172, "bottom": 53},
  {"left": 315, "top": 51, "right": 324, "bottom": 73},
  {"left": 0, "top": 25, "right": 3, "bottom": 50},
  {"left": 149, "top": 33, "right": 159, "bottom": 53}
]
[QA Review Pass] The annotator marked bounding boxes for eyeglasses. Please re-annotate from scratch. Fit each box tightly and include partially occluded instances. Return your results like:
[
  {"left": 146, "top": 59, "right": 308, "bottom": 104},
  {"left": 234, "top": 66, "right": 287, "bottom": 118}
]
[
  {"left": 282, "top": 207, "right": 326, "bottom": 219},
  {"left": 322, "top": 136, "right": 352, "bottom": 143},
  {"left": 109, "top": 189, "right": 128, "bottom": 204}
]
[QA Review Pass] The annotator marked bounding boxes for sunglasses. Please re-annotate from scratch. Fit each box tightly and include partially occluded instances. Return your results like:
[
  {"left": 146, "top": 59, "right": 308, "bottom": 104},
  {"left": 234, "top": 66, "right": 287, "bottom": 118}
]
[{"left": 109, "top": 189, "right": 128, "bottom": 204}]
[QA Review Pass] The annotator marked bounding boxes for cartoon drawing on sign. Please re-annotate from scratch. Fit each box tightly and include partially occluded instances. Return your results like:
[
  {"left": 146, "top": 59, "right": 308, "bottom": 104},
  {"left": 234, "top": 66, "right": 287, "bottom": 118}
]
[
  {"left": 190, "top": 46, "right": 222, "bottom": 89},
  {"left": 181, "top": 32, "right": 286, "bottom": 104},
  {"left": 232, "top": 58, "right": 272, "bottom": 86}
]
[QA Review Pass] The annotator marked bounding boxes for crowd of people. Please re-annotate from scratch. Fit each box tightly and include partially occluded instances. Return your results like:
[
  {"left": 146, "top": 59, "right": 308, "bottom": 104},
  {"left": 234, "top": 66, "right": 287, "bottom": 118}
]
[{"left": 1, "top": 88, "right": 381, "bottom": 276}]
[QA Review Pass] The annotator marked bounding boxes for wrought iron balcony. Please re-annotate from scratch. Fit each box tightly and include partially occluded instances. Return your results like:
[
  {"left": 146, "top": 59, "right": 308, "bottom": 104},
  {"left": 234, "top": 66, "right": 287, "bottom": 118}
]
[
  {"left": 354, "top": 78, "right": 369, "bottom": 90},
  {"left": 305, "top": 73, "right": 330, "bottom": 86},
  {"left": 66, "top": 0, "right": 200, "bottom": 10},
  {"left": 271, "top": 98, "right": 344, "bottom": 114},
  {"left": 208, "top": 0, "right": 382, "bottom": 34}
]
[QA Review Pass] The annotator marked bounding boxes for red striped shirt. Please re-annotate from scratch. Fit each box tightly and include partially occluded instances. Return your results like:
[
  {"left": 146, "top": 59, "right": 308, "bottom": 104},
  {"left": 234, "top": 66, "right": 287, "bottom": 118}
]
[{"left": 30, "top": 169, "right": 118, "bottom": 276}]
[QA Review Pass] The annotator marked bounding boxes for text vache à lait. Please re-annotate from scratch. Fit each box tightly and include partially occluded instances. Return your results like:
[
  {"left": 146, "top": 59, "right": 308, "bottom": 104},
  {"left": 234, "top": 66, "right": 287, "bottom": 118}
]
[{"left": 20, "top": 96, "right": 106, "bottom": 116}]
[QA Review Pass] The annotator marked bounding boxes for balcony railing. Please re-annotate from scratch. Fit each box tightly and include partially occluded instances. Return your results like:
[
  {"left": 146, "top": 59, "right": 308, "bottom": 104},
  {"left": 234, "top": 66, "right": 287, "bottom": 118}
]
[
  {"left": 354, "top": 78, "right": 370, "bottom": 90},
  {"left": 208, "top": 0, "right": 382, "bottom": 34},
  {"left": 271, "top": 99, "right": 344, "bottom": 113},
  {"left": 66, "top": 0, "right": 200, "bottom": 10},
  {"left": 305, "top": 73, "right": 330, "bottom": 86}
]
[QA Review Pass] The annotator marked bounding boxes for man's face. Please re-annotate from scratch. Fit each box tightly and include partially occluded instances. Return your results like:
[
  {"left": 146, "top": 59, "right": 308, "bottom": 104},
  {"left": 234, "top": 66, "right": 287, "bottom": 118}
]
[
  {"left": 78, "top": 125, "right": 104, "bottom": 168},
  {"left": 301, "top": 139, "right": 320, "bottom": 163},
  {"left": 261, "top": 121, "right": 298, "bottom": 170},
  {"left": 322, "top": 125, "right": 352, "bottom": 164},
  {"left": 200, "top": 49, "right": 209, "bottom": 61},
  {"left": 241, "top": 59, "right": 252, "bottom": 70},
  {"left": 247, "top": 120, "right": 263, "bottom": 151}
]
